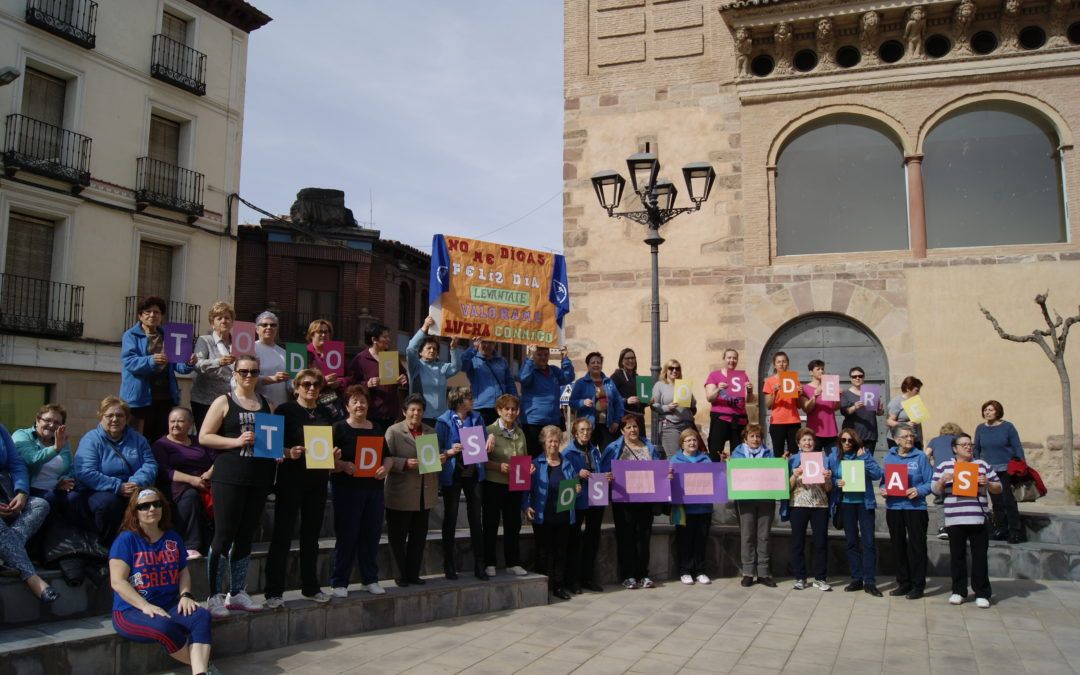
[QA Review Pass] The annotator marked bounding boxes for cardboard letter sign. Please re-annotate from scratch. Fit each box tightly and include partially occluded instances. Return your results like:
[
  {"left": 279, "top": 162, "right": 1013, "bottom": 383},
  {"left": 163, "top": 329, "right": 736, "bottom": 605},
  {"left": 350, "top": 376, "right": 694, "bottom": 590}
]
[
  {"left": 353, "top": 436, "right": 383, "bottom": 478},
  {"left": 163, "top": 323, "right": 193, "bottom": 364},
  {"left": 285, "top": 342, "right": 308, "bottom": 376},
  {"left": 672, "top": 462, "right": 726, "bottom": 505},
  {"left": 556, "top": 478, "right": 577, "bottom": 513},
  {"left": 777, "top": 371, "right": 800, "bottom": 401},
  {"left": 611, "top": 460, "right": 671, "bottom": 503},
  {"left": 674, "top": 379, "right": 693, "bottom": 408},
  {"left": 727, "top": 458, "right": 789, "bottom": 500},
  {"left": 323, "top": 341, "right": 345, "bottom": 376},
  {"left": 901, "top": 394, "right": 930, "bottom": 424},
  {"left": 588, "top": 473, "right": 609, "bottom": 506},
  {"left": 378, "top": 351, "right": 399, "bottom": 384},
  {"left": 726, "top": 370, "right": 749, "bottom": 398},
  {"left": 860, "top": 384, "right": 881, "bottom": 409},
  {"left": 821, "top": 375, "right": 841, "bottom": 402},
  {"left": 232, "top": 321, "right": 257, "bottom": 355},
  {"left": 508, "top": 455, "right": 532, "bottom": 491},
  {"left": 458, "top": 426, "right": 488, "bottom": 465},
  {"left": 635, "top": 375, "right": 652, "bottom": 400},
  {"left": 952, "top": 461, "right": 979, "bottom": 497},
  {"left": 252, "top": 413, "right": 284, "bottom": 459},
  {"left": 841, "top": 460, "right": 866, "bottom": 493},
  {"left": 303, "top": 426, "right": 335, "bottom": 469},
  {"left": 416, "top": 433, "right": 442, "bottom": 474},
  {"left": 800, "top": 452, "right": 825, "bottom": 485},
  {"left": 884, "top": 464, "right": 909, "bottom": 496}
]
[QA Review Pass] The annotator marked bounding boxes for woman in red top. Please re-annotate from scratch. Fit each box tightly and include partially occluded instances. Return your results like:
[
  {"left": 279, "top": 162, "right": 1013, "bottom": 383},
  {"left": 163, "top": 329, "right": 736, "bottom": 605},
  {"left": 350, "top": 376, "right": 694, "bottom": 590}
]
[{"left": 762, "top": 351, "right": 804, "bottom": 458}]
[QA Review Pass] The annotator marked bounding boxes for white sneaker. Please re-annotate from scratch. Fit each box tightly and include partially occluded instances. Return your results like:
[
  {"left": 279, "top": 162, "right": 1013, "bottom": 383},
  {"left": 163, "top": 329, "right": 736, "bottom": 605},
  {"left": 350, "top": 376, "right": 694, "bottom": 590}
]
[
  {"left": 305, "top": 591, "right": 331, "bottom": 604},
  {"left": 622, "top": 578, "right": 638, "bottom": 589},
  {"left": 948, "top": 593, "right": 964, "bottom": 605},
  {"left": 793, "top": 579, "right": 807, "bottom": 590},
  {"left": 332, "top": 587, "right": 348, "bottom": 598},
  {"left": 362, "top": 583, "right": 386, "bottom": 595},
  {"left": 696, "top": 574, "right": 712, "bottom": 585},
  {"left": 263, "top": 595, "right": 284, "bottom": 609},
  {"left": 225, "top": 591, "right": 261, "bottom": 612},
  {"left": 812, "top": 579, "right": 832, "bottom": 592},
  {"left": 680, "top": 574, "right": 694, "bottom": 585},
  {"left": 186, "top": 549, "right": 202, "bottom": 560},
  {"left": 206, "top": 593, "right": 228, "bottom": 618},
  {"left": 508, "top": 565, "right": 528, "bottom": 576},
  {"left": 640, "top": 577, "right": 655, "bottom": 589},
  {"left": 975, "top": 598, "right": 991, "bottom": 609},
  {"left": 484, "top": 566, "right": 496, "bottom": 577}
]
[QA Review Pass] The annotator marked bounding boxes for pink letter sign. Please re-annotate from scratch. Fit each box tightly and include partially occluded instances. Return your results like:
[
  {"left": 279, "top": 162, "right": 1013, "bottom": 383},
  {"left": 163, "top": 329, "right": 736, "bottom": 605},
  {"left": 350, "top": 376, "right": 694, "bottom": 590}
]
[
  {"left": 232, "top": 321, "right": 257, "bottom": 355},
  {"left": 163, "top": 322, "right": 193, "bottom": 364},
  {"left": 800, "top": 452, "right": 826, "bottom": 485},
  {"left": 611, "top": 460, "right": 671, "bottom": 503},
  {"left": 322, "top": 340, "right": 345, "bottom": 376},
  {"left": 587, "top": 473, "right": 609, "bottom": 506},
  {"left": 726, "top": 370, "right": 749, "bottom": 399},
  {"left": 458, "top": 426, "right": 488, "bottom": 466},
  {"left": 820, "top": 375, "right": 841, "bottom": 402},
  {"left": 508, "top": 455, "right": 531, "bottom": 492},
  {"left": 727, "top": 458, "right": 789, "bottom": 499},
  {"left": 884, "top": 464, "right": 909, "bottom": 496},
  {"left": 672, "top": 462, "right": 726, "bottom": 504}
]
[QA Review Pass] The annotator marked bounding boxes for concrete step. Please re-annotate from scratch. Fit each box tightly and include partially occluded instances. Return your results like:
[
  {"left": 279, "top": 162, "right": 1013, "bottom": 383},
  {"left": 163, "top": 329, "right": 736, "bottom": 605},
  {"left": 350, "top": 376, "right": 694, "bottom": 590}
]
[{"left": 0, "top": 573, "right": 549, "bottom": 675}]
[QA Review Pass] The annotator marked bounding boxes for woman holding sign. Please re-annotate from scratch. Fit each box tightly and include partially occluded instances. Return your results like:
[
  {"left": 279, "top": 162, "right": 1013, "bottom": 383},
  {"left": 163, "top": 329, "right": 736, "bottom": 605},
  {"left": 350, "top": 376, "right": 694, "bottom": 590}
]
[
  {"left": 253, "top": 311, "right": 292, "bottom": 410},
  {"left": 570, "top": 353, "right": 625, "bottom": 454},
  {"left": 198, "top": 354, "right": 274, "bottom": 617},
  {"left": 608, "top": 414, "right": 661, "bottom": 590},
  {"left": 886, "top": 376, "right": 924, "bottom": 449},
  {"left": 307, "top": 319, "right": 348, "bottom": 420},
  {"left": 787, "top": 428, "right": 836, "bottom": 592},
  {"left": 650, "top": 359, "right": 697, "bottom": 458},
  {"left": 191, "top": 302, "right": 238, "bottom": 430},
  {"left": 803, "top": 360, "right": 839, "bottom": 452},
  {"left": 482, "top": 394, "right": 531, "bottom": 577},
  {"left": 263, "top": 368, "right": 336, "bottom": 607},
  {"left": 121, "top": 296, "right": 196, "bottom": 444},
  {"left": 331, "top": 385, "right": 391, "bottom": 595},
  {"left": 348, "top": 322, "right": 409, "bottom": 430},
  {"left": 670, "top": 429, "right": 713, "bottom": 586},
  {"left": 610, "top": 348, "right": 646, "bottom": 435},
  {"left": 524, "top": 425, "right": 579, "bottom": 600},
  {"left": 880, "top": 423, "right": 934, "bottom": 599},
  {"left": 763, "top": 352, "right": 803, "bottom": 458},
  {"left": 834, "top": 428, "right": 884, "bottom": 597},
  {"left": 384, "top": 394, "right": 440, "bottom": 586},
  {"left": 704, "top": 349, "right": 753, "bottom": 460},
  {"left": 435, "top": 387, "right": 487, "bottom": 581},
  {"left": 730, "top": 424, "right": 777, "bottom": 588},
  {"left": 839, "top": 366, "right": 883, "bottom": 453},
  {"left": 562, "top": 417, "right": 612, "bottom": 594}
]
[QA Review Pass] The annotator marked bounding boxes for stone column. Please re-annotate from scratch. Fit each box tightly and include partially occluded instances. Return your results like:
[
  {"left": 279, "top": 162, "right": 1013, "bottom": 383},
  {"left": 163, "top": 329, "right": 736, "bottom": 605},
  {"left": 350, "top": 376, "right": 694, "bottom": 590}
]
[{"left": 905, "top": 154, "right": 927, "bottom": 259}]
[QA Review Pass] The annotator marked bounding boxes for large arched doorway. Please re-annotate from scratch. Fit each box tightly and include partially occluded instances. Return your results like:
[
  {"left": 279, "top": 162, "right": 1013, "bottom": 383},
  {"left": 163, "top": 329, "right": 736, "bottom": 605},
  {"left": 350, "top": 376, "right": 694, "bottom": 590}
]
[{"left": 758, "top": 313, "right": 890, "bottom": 452}]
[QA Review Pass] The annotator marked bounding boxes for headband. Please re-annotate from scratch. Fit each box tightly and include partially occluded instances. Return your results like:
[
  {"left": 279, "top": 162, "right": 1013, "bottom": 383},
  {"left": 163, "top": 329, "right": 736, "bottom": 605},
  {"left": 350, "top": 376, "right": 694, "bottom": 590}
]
[{"left": 137, "top": 489, "right": 157, "bottom": 501}]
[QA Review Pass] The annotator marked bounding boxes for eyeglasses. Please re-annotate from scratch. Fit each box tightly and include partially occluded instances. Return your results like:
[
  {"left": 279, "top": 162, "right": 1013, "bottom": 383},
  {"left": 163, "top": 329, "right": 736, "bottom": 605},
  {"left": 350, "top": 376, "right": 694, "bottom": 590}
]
[
  {"left": 840, "top": 438, "right": 856, "bottom": 444},
  {"left": 850, "top": 374, "right": 864, "bottom": 379},
  {"left": 236, "top": 369, "right": 261, "bottom": 377},
  {"left": 258, "top": 323, "right": 277, "bottom": 328},
  {"left": 956, "top": 441, "right": 973, "bottom": 448},
  {"left": 136, "top": 501, "right": 163, "bottom": 511},
  {"left": 102, "top": 413, "right": 126, "bottom": 420},
  {"left": 315, "top": 330, "right": 330, "bottom": 336},
  {"left": 897, "top": 434, "right": 914, "bottom": 440},
  {"left": 298, "top": 381, "right": 321, "bottom": 389},
  {"left": 37, "top": 417, "right": 63, "bottom": 426}
]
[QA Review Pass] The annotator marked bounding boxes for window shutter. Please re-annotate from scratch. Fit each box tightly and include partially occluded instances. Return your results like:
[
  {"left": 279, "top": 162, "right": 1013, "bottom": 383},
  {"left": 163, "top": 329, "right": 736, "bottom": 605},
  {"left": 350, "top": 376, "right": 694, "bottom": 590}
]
[
  {"left": 148, "top": 115, "right": 181, "bottom": 166},
  {"left": 5, "top": 213, "right": 55, "bottom": 280},
  {"left": 137, "top": 241, "right": 173, "bottom": 300},
  {"left": 21, "top": 68, "right": 66, "bottom": 127},
  {"left": 161, "top": 11, "right": 188, "bottom": 44}
]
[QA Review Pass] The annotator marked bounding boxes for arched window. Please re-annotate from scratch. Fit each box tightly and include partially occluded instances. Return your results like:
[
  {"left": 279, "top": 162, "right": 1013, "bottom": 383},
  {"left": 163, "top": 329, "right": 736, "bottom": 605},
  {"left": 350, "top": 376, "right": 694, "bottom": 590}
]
[
  {"left": 923, "top": 103, "right": 1066, "bottom": 248},
  {"left": 776, "top": 115, "right": 908, "bottom": 255},
  {"left": 398, "top": 281, "right": 413, "bottom": 332}
]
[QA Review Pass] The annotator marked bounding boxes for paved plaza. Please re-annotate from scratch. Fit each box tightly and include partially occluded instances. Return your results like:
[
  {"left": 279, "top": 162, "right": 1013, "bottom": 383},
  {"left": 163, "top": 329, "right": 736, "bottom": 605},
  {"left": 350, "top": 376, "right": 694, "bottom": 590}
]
[{"left": 189, "top": 576, "right": 1080, "bottom": 675}]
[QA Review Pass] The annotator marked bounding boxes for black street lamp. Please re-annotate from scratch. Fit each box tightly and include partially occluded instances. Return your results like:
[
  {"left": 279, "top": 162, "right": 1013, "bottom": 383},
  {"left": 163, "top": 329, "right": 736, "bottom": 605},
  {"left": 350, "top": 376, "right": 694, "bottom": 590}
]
[{"left": 590, "top": 147, "right": 716, "bottom": 440}]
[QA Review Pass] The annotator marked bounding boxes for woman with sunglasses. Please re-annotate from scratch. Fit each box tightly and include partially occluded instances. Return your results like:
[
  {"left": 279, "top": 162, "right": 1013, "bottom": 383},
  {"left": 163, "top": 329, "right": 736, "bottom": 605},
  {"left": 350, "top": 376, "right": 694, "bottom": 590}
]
[
  {"left": 649, "top": 359, "right": 696, "bottom": 458},
  {"left": 839, "top": 367, "right": 883, "bottom": 454},
  {"left": 109, "top": 487, "right": 215, "bottom": 674},
  {"left": 263, "top": 369, "right": 336, "bottom": 608},
  {"left": 253, "top": 311, "right": 291, "bottom": 410},
  {"left": 834, "top": 428, "right": 883, "bottom": 597},
  {"left": 198, "top": 354, "right": 273, "bottom": 618}
]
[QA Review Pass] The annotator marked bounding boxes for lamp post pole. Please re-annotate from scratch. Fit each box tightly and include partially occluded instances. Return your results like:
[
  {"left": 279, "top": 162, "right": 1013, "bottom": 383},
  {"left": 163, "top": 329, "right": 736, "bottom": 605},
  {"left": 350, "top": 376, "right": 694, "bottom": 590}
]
[{"left": 646, "top": 221, "right": 664, "bottom": 441}]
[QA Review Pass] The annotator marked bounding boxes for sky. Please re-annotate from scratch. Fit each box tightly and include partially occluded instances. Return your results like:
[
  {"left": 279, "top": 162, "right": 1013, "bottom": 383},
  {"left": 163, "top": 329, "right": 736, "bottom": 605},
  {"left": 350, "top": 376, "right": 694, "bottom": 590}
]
[{"left": 238, "top": 2, "right": 564, "bottom": 255}]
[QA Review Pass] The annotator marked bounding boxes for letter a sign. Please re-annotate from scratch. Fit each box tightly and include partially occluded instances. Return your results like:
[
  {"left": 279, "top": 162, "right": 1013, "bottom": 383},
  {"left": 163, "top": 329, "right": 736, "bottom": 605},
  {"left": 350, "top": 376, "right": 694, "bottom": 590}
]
[{"left": 884, "top": 464, "right": 909, "bottom": 496}]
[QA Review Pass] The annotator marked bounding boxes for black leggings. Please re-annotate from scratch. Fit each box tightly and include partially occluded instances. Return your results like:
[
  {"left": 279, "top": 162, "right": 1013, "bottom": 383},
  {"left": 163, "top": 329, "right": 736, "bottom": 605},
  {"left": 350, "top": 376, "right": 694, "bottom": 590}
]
[
  {"left": 769, "top": 423, "right": 799, "bottom": 457},
  {"left": 207, "top": 481, "right": 269, "bottom": 595},
  {"left": 708, "top": 414, "right": 744, "bottom": 461}
]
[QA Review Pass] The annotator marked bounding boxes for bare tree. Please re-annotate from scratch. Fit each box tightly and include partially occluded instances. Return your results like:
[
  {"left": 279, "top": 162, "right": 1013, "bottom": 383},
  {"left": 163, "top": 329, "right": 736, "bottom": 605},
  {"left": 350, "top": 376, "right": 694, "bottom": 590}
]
[{"left": 980, "top": 292, "right": 1078, "bottom": 498}]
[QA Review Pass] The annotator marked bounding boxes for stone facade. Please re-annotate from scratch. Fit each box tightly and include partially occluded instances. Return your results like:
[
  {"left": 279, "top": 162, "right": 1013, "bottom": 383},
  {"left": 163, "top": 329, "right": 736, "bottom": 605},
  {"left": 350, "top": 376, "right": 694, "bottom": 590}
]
[{"left": 563, "top": 0, "right": 1080, "bottom": 487}]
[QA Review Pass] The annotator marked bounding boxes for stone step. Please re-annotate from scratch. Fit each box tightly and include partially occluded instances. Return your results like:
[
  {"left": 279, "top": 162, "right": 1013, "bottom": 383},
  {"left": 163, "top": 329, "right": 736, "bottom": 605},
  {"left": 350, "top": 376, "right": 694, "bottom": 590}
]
[{"left": 0, "top": 573, "right": 550, "bottom": 675}]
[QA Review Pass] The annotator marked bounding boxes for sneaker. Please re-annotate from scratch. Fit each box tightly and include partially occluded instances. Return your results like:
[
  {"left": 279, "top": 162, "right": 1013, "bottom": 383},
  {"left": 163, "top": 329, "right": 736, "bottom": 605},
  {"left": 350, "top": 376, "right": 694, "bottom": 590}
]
[
  {"left": 362, "top": 583, "right": 386, "bottom": 595},
  {"left": 39, "top": 586, "right": 59, "bottom": 604},
  {"left": 186, "top": 549, "right": 203, "bottom": 560},
  {"left": 937, "top": 525, "right": 948, "bottom": 540},
  {"left": 207, "top": 593, "right": 229, "bottom": 618},
  {"left": 225, "top": 591, "right": 261, "bottom": 612},
  {"left": 975, "top": 597, "right": 990, "bottom": 609},
  {"left": 305, "top": 591, "right": 331, "bottom": 604},
  {"left": 812, "top": 579, "right": 832, "bottom": 592},
  {"left": 622, "top": 578, "right": 638, "bottom": 589},
  {"left": 948, "top": 593, "right": 964, "bottom": 605},
  {"left": 640, "top": 577, "right": 655, "bottom": 589},
  {"left": 332, "top": 587, "right": 348, "bottom": 598},
  {"left": 508, "top": 566, "right": 528, "bottom": 576},
  {"left": 484, "top": 566, "right": 496, "bottom": 577},
  {"left": 681, "top": 574, "right": 694, "bottom": 585},
  {"left": 696, "top": 575, "right": 711, "bottom": 585},
  {"left": 793, "top": 579, "right": 807, "bottom": 590},
  {"left": 263, "top": 595, "right": 285, "bottom": 609},
  {"left": 740, "top": 575, "right": 754, "bottom": 587}
]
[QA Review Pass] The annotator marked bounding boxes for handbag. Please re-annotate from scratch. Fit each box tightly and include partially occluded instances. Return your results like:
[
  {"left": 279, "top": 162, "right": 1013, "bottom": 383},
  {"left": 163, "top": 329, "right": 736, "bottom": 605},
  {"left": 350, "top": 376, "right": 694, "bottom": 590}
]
[{"left": 1012, "top": 480, "right": 1039, "bottom": 503}]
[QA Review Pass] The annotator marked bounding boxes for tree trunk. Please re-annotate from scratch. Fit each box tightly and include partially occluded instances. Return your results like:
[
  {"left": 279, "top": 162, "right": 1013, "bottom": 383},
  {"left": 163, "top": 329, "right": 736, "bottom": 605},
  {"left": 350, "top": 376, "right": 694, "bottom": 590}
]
[{"left": 1056, "top": 357, "right": 1076, "bottom": 499}]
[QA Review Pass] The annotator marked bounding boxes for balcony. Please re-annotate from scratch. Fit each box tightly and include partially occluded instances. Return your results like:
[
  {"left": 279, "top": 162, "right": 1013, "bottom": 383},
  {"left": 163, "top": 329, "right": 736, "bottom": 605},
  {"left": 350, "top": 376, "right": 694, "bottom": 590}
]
[
  {"left": 25, "top": 0, "right": 97, "bottom": 49},
  {"left": 3, "top": 114, "right": 92, "bottom": 191},
  {"left": 0, "top": 273, "right": 84, "bottom": 338},
  {"left": 123, "top": 297, "right": 201, "bottom": 336},
  {"left": 134, "top": 156, "right": 204, "bottom": 221},
  {"left": 150, "top": 34, "right": 206, "bottom": 96}
]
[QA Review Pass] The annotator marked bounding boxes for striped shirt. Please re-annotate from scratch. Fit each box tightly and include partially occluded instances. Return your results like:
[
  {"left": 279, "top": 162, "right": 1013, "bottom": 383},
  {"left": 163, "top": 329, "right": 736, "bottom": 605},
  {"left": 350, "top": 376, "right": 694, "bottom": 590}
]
[{"left": 932, "top": 459, "right": 999, "bottom": 527}]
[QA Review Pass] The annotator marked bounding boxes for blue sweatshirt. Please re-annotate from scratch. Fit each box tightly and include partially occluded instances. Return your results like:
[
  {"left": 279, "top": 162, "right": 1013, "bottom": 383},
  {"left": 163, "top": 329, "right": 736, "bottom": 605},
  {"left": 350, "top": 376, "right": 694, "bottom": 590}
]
[
  {"left": 74, "top": 426, "right": 158, "bottom": 494},
  {"left": 839, "top": 449, "right": 884, "bottom": 510},
  {"left": 460, "top": 348, "right": 517, "bottom": 410},
  {"left": 730, "top": 442, "right": 774, "bottom": 460},
  {"left": 407, "top": 329, "right": 463, "bottom": 420},
  {"left": 519, "top": 357, "right": 575, "bottom": 425},
  {"left": 521, "top": 456, "right": 578, "bottom": 525},
  {"left": 0, "top": 425, "right": 30, "bottom": 495},
  {"left": 120, "top": 323, "right": 193, "bottom": 408},
  {"left": 604, "top": 436, "right": 660, "bottom": 462},
  {"left": 880, "top": 446, "right": 933, "bottom": 510},
  {"left": 562, "top": 440, "right": 614, "bottom": 509},
  {"left": 434, "top": 409, "right": 487, "bottom": 486},
  {"left": 669, "top": 451, "right": 714, "bottom": 514},
  {"left": 974, "top": 421, "right": 1024, "bottom": 470},
  {"left": 570, "top": 374, "right": 624, "bottom": 430}
]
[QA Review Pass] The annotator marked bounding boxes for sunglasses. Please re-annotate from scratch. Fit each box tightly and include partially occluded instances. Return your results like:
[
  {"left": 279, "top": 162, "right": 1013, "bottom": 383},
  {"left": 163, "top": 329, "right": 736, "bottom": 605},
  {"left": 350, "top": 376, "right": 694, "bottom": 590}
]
[
  {"left": 258, "top": 323, "right": 277, "bottom": 328},
  {"left": 668, "top": 366, "right": 681, "bottom": 371},
  {"left": 236, "top": 369, "right": 261, "bottom": 377},
  {"left": 850, "top": 374, "right": 864, "bottom": 379},
  {"left": 298, "top": 381, "right": 321, "bottom": 389},
  {"left": 840, "top": 438, "right": 856, "bottom": 444},
  {"left": 136, "top": 501, "right": 163, "bottom": 511}
]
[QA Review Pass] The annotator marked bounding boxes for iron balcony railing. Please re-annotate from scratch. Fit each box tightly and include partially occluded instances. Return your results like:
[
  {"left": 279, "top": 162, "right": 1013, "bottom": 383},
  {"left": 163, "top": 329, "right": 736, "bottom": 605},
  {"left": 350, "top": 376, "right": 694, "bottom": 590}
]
[
  {"left": 150, "top": 34, "right": 206, "bottom": 96},
  {"left": 123, "top": 296, "right": 201, "bottom": 336},
  {"left": 3, "top": 114, "right": 92, "bottom": 189},
  {"left": 135, "top": 156, "right": 205, "bottom": 218},
  {"left": 25, "top": 0, "right": 97, "bottom": 49},
  {"left": 0, "top": 273, "right": 84, "bottom": 338}
]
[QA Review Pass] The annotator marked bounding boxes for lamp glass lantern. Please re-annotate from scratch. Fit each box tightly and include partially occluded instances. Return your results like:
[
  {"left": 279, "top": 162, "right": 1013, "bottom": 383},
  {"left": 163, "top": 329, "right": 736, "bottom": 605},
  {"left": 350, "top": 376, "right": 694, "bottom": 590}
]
[
  {"left": 626, "top": 152, "right": 659, "bottom": 195},
  {"left": 681, "top": 162, "right": 716, "bottom": 206},
  {"left": 590, "top": 170, "right": 626, "bottom": 212},
  {"left": 652, "top": 179, "right": 678, "bottom": 211}
]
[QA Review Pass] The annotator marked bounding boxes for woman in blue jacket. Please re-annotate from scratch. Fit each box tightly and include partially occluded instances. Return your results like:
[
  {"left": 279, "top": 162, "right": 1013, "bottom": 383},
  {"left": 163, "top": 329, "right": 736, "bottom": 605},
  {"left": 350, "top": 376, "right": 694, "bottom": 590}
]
[
  {"left": 523, "top": 425, "right": 578, "bottom": 600},
  {"left": 788, "top": 428, "right": 839, "bottom": 591},
  {"left": 435, "top": 386, "right": 487, "bottom": 580},
  {"left": 120, "top": 296, "right": 195, "bottom": 444},
  {"left": 74, "top": 396, "right": 158, "bottom": 542},
  {"left": 835, "top": 427, "right": 884, "bottom": 597},
  {"left": 519, "top": 345, "right": 575, "bottom": 457},
  {"left": 670, "top": 429, "right": 713, "bottom": 585},
  {"left": 407, "top": 317, "right": 463, "bottom": 425},
  {"left": 607, "top": 414, "right": 660, "bottom": 589},
  {"left": 562, "top": 417, "right": 615, "bottom": 593},
  {"left": 731, "top": 424, "right": 777, "bottom": 587},
  {"left": 570, "top": 352, "right": 624, "bottom": 454},
  {"left": 880, "top": 423, "right": 934, "bottom": 599}
]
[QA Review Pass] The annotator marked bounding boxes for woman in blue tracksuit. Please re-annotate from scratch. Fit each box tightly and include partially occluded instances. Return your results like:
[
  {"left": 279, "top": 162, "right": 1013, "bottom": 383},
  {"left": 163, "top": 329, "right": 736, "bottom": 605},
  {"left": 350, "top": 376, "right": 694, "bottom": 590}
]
[
  {"left": 435, "top": 386, "right": 487, "bottom": 580},
  {"left": 880, "top": 423, "right": 934, "bottom": 599},
  {"left": 519, "top": 345, "right": 575, "bottom": 457},
  {"left": 835, "top": 427, "right": 884, "bottom": 597},
  {"left": 570, "top": 352, "right": 625, "bottom": 454},
  {"left": 523, "top": 426, "right": 578, "bottom": 600},
  {"left": 670, "top": 429, "right": 713, "bottom": 585},
  {"left": 562, "top": 417, "right": 615, "bottom": 593},
  {"left": 607, "top": 415, "right": 660, "bottom": 589},
  {"left": 407, "top": 317, "right": 463, "bottom": 425}
]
